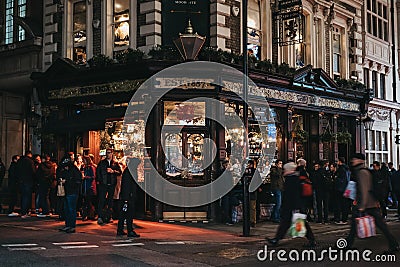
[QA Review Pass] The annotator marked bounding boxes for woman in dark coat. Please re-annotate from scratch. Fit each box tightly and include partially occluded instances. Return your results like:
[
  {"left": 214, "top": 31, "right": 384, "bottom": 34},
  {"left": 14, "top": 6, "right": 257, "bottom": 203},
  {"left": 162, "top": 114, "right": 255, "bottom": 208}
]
[{"left": 117, "top": 157, "right": 141, "bottom": 238}]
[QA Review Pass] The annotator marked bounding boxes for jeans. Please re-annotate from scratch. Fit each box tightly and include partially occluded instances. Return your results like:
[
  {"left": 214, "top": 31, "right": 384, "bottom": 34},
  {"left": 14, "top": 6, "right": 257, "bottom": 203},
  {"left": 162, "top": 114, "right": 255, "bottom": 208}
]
[
  {"left": 38, "top": 184, "right": 50, "bottom": 214},
  {"left": 64, "top": 194, "right": 78, "bottom": 228},
  {"left": 97, "top": 184, "right": 116, "bottom": 219},
  {"left": 316, "top": 191, "right": 329, "bottom": 222},
  {"left": 20, "top": 184, "right": 33, "bottom": 215},
  {"left": 271, "top": 189, "right": 282, "bottom": 221}
]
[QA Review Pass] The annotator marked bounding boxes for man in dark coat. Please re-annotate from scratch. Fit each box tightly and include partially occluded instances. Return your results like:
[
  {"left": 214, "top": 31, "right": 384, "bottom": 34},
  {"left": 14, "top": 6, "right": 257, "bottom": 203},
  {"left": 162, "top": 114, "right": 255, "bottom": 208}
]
[
  {"left": 58, "top": 156, "right": 82, "bottom": 233},
  {"left": 0, "top": 157, "right": 5, "bottom": 188},
  {"left": 334, "top": 157, "right": 351, "bottom": 224},
  {"left": 36, "top": 154, "right": 56, "bottom": 217},
  {"left": 16, "top": 151, "right": 36, "bottom": 218},
  {"left": 117, "top": 157, "right": 141, "bottom": 238},
  {"left": 7, "top": 155, "right": 20, "bottom": 216},
  {"left": 270, "top": 160, "right": 284, "bottom": 223},
  {"left": 346, "top": 153, "right": 398, "bottom": 253},
  {"left": 96, "top": 148, "right": 122, "bottom": 225}
]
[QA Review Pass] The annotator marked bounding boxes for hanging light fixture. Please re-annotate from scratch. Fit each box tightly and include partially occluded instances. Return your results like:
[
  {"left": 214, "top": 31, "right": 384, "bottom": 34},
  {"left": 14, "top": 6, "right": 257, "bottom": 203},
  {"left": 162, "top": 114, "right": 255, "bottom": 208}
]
[{"left": 173, "top": 19, "right": 206, "bottom": 61}]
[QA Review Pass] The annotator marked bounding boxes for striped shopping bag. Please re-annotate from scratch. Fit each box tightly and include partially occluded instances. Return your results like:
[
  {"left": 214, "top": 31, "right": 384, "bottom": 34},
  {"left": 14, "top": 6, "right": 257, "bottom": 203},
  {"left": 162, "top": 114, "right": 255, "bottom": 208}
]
[{"left": 356, "top": 215, "right": 376, "bottom": 238}]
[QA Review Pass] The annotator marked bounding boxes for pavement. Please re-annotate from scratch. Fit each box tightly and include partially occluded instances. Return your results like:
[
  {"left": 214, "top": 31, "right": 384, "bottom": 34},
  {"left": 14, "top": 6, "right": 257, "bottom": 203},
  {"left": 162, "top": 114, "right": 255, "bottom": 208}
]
[{"left": 0, "top": 210, "right": 399, "bottom": 266}]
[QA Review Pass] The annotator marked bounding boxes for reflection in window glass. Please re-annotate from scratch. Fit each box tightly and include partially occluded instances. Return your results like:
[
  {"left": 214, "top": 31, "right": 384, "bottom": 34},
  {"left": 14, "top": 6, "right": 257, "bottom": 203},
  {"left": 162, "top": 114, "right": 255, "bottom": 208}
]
[
  {"left": 383, "top": 154, "right": 388, "bottom": 164},
  {"left": 376, "top": 131, "right": 381, "bottom": 151},
  {"left": 114, "top": 0, "right": 130, "bottom": 47},
  {"left": 382, "top": 132, "right": 387, "bottom": 151},
  {"left": 164, "top": 101, "right": 206, "bottom": 126},
  {"left": 73, "top": 1, "right": 86, "bottom": 64},
  {"left": 368, "top": 130, "right": 375, "bottom": 150}
]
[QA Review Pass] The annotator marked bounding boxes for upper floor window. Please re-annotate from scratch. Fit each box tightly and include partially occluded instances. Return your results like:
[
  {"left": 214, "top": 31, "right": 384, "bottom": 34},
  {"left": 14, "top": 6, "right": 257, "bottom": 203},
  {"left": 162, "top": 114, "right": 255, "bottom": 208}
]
[
  {"left": 379, "top": 73, "right": 386, "bottom": 99},
  {"left": 73, "top": 1, "right": 86, "bottom": 64},
  {"left": 247, "top": 0, "right": 261, "bottom": 59},
  {"left": 114, "top": 0, "right": 130, "bottom": 49},
  {"left": 332, "top": 29, "right": 341, "bottom": 75},
  {"left": 4, "top": 0, "right": 26, "bottom": 44},
  {"left": 372, "top": 70, "right": 378, "bottom": 96},
  {"left": 367, "top": 0, "right": 388, "bottom": 41}
]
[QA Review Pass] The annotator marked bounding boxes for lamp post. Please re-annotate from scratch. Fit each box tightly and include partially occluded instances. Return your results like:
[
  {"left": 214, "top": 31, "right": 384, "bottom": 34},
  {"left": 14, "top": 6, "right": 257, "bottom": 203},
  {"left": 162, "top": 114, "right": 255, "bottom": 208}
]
[
  {"left": 358, "top": 114, "right": 375, "bottom": 154},
  {"left": 173, "top": 20, "right": 206, "bottom": 61},
  {"left": 242, "top": 0, "right": 250, "bottom": 237}
]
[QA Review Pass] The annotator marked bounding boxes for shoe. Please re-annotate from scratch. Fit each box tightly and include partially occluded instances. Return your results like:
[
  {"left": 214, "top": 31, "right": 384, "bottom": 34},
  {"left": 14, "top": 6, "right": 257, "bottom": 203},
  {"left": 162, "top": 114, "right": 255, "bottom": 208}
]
[
  {"left": 59, "top": 226, "right": 71, "bottom": 232},
  {"left": 117, "top": 230, "right": 127, "bottom": 236},
  {"left": 65, "top": 228, "right": 75, "bottom": 233},
  {"left": 21, "top": 214, "right": 29, "bottom": 219},
  {"left": 8, "top": 212, "right": 19, "bottom": 217},
  {"left": 225, "top": 222, "right": 234, "bottom": 226},
  {"left": 266, "top": 238, "right": 279, "bottom": 246},
  {"left": 37, "top": 213, "right": 46, "bottom": 218},
  {"left": 82, "top": 217, "right": 88, "bottom": 221},
  {"left": 97, "top": 218, "right": 104, "bottom": 225},
  {"left": 127, "top": 231, "right": 140, "bottom": 238}
]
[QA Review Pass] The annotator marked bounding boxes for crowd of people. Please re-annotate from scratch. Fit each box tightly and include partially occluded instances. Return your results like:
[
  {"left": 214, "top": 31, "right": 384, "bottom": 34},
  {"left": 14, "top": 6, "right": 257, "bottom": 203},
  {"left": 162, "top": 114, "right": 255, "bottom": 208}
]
[{"left": 3, "top": 149, "right": 140, "bottom": 237}]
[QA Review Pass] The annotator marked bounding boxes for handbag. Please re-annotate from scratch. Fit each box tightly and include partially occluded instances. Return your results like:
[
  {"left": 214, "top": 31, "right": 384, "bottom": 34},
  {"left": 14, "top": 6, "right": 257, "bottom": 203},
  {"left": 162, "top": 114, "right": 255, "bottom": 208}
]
[
  {"left": 356, "top": 215, "right": 376, "bottom": 238},
  {"left": 57, "top": 183, "right": 65, "bottom": 197},
  {"left": 289, "top": 212, "right": 307, "bottom": 238},
  {"left": 343, "top": 181, "right": 356, "bottom": 200}
]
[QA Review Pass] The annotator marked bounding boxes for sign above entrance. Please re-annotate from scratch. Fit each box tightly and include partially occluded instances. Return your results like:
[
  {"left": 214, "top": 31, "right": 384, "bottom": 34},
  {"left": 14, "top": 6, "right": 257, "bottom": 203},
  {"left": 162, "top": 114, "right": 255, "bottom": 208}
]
[{"left": 155, "top": 78, "right": 215, "bottom": 90}]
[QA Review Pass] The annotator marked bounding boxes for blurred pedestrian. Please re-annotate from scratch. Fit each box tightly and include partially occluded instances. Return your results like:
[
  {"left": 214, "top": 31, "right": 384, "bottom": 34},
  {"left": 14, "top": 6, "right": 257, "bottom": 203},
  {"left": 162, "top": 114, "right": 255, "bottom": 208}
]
[
  {"left": 346, "top": 153, "right": 399, "bottom": 253},
  {"left": 267, "top": 162, "right": 316, "bottom": 247},
  {"left": 270, "top": 160, "right": 284, "bottom": 223}
]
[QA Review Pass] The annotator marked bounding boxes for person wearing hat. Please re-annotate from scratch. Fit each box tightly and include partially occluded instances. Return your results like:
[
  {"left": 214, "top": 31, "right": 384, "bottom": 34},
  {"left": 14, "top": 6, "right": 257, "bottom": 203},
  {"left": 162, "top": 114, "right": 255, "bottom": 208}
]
[
  {"left": 345, "top": 153, "right": 399, "bottom": 253},
  {"left": 267, "top": 162, "right": 316, "bottom": 247}
]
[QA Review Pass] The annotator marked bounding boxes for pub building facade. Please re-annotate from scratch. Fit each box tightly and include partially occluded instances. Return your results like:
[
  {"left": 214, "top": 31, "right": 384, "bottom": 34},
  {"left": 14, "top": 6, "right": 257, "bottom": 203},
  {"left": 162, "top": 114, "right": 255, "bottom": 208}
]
[{"left": 31, "top": 0, "right": 371, "bottom": 221}]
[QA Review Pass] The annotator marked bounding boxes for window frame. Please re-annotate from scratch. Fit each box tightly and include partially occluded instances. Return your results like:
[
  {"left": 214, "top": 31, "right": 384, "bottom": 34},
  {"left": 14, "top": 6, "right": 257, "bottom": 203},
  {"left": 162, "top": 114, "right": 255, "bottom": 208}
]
[{"left": 367, "top": 0, "right": 388, "bottom": 41}]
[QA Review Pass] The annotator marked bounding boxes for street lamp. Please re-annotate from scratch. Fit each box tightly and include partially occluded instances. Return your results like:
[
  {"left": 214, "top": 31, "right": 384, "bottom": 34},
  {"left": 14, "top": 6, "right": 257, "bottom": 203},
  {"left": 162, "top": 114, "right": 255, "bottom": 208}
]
[
  {"left": 173, "top": 20, "right": 206, "bottom": 61},
  {"left": 362, "top": 116, "right": 375, "bottom": 131}
]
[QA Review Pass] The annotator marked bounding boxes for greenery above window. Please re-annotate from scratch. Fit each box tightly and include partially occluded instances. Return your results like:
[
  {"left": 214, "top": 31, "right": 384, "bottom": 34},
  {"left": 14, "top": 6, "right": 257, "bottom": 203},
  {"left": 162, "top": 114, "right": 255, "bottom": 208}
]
[{"left": 334, "top": 131, "right": 352, "bottom": 144}]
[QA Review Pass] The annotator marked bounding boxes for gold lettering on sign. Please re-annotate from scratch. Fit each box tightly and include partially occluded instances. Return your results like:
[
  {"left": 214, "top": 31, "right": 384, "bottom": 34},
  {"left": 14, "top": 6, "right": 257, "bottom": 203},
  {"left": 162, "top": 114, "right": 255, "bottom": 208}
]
[{"left": 155, "top": 78, "right": 215, "bottom": 89}]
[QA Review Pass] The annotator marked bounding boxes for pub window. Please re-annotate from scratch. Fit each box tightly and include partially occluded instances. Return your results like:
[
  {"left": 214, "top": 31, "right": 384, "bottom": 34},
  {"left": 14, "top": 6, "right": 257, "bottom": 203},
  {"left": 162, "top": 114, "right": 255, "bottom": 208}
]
[
  {"left": 247, "top": 0, "right": 261, "bottom": 59},
  {"left": 379, "top": 73, "right": 386, "bottom": 99},
  {"left": 114, "top": 0, "right": 129, "bottom": 49},
  {"left": 4, "top": 0, "right": 26, "bottom": 44},
  {"left": 73, "top": 1, "right": 87, "bottom": 64},
  {"left": 332, "top": 30, "right": 341, "bottom": 75}
]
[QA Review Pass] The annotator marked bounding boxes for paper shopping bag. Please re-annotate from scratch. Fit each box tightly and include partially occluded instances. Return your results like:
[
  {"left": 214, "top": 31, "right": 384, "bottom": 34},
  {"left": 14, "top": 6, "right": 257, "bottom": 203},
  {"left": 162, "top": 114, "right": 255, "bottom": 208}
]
[
  {"left": 343, "top": 181, "right": 356, "bottom": 200},
  {"left": 289, "top": 213, "right": 307, "bottom": 238},
  {"left": 356, "top": 215, "right": 376, "bottom": 238}
]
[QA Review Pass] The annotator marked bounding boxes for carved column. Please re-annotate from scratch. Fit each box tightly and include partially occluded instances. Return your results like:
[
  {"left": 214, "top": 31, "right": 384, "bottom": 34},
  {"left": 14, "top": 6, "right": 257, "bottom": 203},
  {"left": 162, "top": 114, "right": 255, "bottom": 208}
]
[
  {"left": 287, "top": 107, "right": 294, "bottom": 160},
  {"left": 333, "top": 114, "right": 338, "bottom": 161},
  {"left": 318, "top": 112, "right": 324, "bottom": 160}
]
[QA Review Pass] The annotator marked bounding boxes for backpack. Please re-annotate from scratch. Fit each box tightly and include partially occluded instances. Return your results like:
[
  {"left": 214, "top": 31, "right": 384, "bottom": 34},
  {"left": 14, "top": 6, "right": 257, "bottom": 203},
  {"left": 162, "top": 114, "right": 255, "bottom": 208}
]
[{"left": 300, "top": 175, "right": 313, "bottom": 197}]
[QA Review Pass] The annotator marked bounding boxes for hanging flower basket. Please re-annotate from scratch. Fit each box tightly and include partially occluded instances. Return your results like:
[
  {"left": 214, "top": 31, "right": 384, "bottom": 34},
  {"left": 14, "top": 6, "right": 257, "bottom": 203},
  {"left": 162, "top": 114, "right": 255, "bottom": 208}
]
[
  {"left": 334, "top": 131, "right": 352, "bottom": 144},
  {"left": 292, "top": 127, "right": 308, "bottom": 144},
  {"left": 320, "top": 131, "right": 334, "bottom": 143}
]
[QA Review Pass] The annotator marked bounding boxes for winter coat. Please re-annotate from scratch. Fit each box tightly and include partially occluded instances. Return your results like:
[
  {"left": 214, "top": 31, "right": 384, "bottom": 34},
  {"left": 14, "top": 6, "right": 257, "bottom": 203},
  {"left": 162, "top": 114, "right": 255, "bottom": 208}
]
[
  {"left": 281, "top": 172, "right": 302, "bottom": 211},
  {"left": 82, "top": 165, "right": 96, "bottom": 196},
  {"left": 36, "top": 161, "right": 56, "bottom": 187},
  {"left": 352, "top": 164, "right": 379, "bottom": 210},
  {"left": 270, "top": 165, "right": 284, "bottom": 191},
  {"left": 15, "top": 156, "right": 36, "bottom": 186},
  {"left": 96, "top": 159, "right": 122, "bottom": 186},
  {"left": 57, "top": 163, "right": 82, "bottom": 195},
  {"left": 8, "top": 161, "right": 18, "bottom": 187},
  {"left": 310, "top": 168, "right": 329, "bottom": 194},
  {"left": 0, "top": 160, "right": 5, "bottom": 186},
  {"left": 335, "top": 164, "right": 349, "bottom": 193}
]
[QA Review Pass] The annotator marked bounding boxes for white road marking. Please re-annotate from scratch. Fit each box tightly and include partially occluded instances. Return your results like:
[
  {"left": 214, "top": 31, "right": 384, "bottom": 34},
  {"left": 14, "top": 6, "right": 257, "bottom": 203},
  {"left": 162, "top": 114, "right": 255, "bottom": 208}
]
[
  {"left": 61, "top": 245, "right": 99, "bottom": 249},
  {"left": 155, "top": 241, "right": 185, "bottom": 245},
  {"left": 52, "top": 242, "right": 88, "bottom": 245},
  {"left": 101, "top": 240, "right": 133, "bottom": 244},
  {"left": 112, "top": 243, "right": 144, "bottom": 247},
  {"left": 8, "top": 247, "right": 46, "bottom": 251},
  {"left": 2, "top": 243, "right": 38, "bottom": 247}
]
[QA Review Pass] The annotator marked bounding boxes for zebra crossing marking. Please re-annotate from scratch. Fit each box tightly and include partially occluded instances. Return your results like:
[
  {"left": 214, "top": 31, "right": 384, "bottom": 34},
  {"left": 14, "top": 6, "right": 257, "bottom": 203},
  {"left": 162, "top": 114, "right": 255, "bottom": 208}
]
[
  {"left": 101, "top": 240, "right": 133, "bottom": 244},
  {"left": 60, "top": 245, "right": 99, "bottom": 249},
  {"left": 112, "top": 243, "right": 144, "bottom": 247},
  {"left": 155, "top": 241, "right": 185, "bottom": 245},
  {"left": 2, "top": 243, "right": 38, "bottom": 247},
  {"left": 52, "top": 242, "right": 88, "bottom": 245},
  {"left": 8, "top": 247, "right": 46, "bottom": 251}
]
